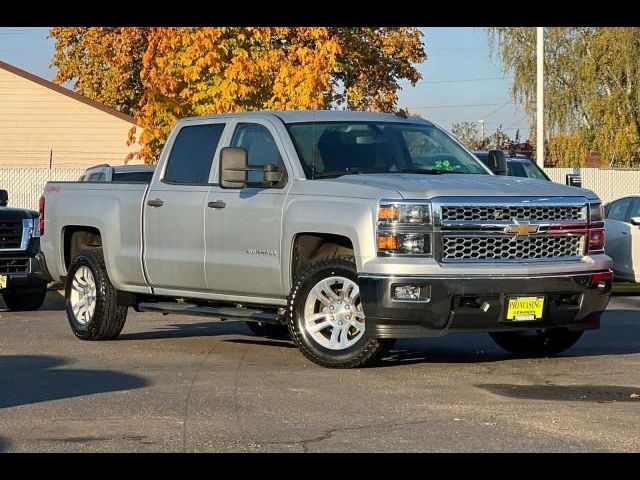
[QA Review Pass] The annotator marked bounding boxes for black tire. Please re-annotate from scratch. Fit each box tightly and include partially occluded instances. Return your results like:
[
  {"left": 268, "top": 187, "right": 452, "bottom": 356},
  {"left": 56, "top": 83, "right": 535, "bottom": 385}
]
[
  {"left": 287, "top": 256, "right": 392, "bottom": 368},
  {"left": 246, "top": 321, "right": 290, "bottom": 339},
  {"left": 490, "top": 328, "right": 583, "bottom": 357},
  {"left": 2, "top": 285, "right": 47, "bottom": 311},
  {"left": 65, "top": 248, "right": 128, "bottom": 340}
]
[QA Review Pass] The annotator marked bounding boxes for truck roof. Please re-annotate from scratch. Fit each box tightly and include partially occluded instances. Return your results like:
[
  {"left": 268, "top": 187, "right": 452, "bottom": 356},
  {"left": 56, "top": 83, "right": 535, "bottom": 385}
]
[{"left": 180, "top": 110, "right": 434, "bottom": 125}]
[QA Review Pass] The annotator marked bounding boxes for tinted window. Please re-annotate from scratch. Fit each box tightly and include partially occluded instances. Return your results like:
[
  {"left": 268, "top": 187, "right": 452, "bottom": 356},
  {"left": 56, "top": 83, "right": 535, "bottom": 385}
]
[
  {"left": 164, "top": 124, "right": 225, "bottom": 184},
  {"left": 628, "top": 198, "right": 640, "bottom": 219},
  {"left": 507, "top": 161, "right": 550, "bottom": 180},
  {"left": 231, "top": 123, "right": 283, "bottom": 184},
  {"left": 113, "top": 171, "right": 154, "bottom": 183},
  {"left": 606, "top": 198, "right": 633, "bottom": 221},
  {"left": 86, "top": 172, "right": 105, "bottom": 182}
]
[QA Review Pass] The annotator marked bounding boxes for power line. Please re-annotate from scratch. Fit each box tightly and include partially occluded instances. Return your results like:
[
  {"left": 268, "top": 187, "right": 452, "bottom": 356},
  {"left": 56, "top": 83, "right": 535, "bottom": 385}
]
[
  {"left": 408, "top": 101, "right": 514, "bottom": 110},
  {"left": 481, "top": 101, "right": 513, "bottom": 120},
  {"left": 401, "top": 76, "right": 513, "bottom": 86}
]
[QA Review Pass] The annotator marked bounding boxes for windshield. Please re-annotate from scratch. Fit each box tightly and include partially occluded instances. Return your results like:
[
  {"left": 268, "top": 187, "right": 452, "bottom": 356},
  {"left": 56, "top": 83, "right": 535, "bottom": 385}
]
[
  {"left": 286, "top": 121, "right": 489, "bottom": 179},
  {"left": 507, "top": 160, "right": 550, "bottom": 181}
]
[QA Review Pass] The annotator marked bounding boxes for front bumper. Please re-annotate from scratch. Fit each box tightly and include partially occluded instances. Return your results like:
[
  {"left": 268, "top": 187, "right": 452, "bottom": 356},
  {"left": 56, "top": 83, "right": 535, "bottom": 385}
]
[
  {"left": 358, "top": 270, "right": 612, "bottom": 338},
  {"left": 0, "top": 238, "right": 50, "bottom": 290}
]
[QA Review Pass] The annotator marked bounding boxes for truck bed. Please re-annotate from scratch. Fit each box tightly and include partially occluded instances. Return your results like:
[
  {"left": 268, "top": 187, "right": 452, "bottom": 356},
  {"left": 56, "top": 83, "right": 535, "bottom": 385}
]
[{"left": 41, "top": 181, "right": 151, "bottom": 294}]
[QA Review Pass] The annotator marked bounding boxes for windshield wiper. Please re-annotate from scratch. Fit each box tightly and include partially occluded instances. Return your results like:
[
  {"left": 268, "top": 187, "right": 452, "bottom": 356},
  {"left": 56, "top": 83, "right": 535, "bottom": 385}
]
[{"left": 313, "top": 169, "right": 363, "bottom": 179}]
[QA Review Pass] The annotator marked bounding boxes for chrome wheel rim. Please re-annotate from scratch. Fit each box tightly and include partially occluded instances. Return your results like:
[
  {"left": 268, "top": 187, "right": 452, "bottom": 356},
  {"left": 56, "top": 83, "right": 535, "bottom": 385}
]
[
  {"left": 303, "top": 276, "right": 365, "bottom": 350},
  {"left": 70, "top": 266, "right": 97, "bottom": 325}
]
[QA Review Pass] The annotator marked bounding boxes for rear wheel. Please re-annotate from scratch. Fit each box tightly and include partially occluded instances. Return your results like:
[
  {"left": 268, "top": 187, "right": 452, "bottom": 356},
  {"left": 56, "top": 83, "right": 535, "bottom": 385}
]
[
  {"left": 490, "top": 328, "right": 583, "bottom": 357},
  {"left": 287, "top": 256, "right": 393, "bottom": 368},
  {"left": 66, "top": 248, "right": 128, "bottom": 340},
  {"left": 2, "top": 285, "right": 47, "bottom": 311}
]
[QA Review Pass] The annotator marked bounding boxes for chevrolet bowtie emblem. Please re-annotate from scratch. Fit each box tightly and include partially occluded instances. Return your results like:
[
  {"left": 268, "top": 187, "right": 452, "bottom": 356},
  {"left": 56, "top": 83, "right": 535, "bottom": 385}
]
[{"left": 504, "top": 221, "right": 539, "bottom": 236}]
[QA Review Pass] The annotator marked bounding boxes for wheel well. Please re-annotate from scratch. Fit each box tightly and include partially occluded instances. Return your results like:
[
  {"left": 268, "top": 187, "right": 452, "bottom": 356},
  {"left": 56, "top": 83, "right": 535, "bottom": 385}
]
[
  {"left": 63, "top": 226, "right": 103, "bottom": 270},
  {"left": 292, "top": 233, "right": 354, "bottom": 281}
]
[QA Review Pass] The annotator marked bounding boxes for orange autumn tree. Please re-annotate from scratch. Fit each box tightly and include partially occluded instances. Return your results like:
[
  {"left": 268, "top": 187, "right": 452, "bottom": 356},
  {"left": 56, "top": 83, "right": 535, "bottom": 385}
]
[{"left": 50, "top": 27, "right": 426, "bottom": 162}]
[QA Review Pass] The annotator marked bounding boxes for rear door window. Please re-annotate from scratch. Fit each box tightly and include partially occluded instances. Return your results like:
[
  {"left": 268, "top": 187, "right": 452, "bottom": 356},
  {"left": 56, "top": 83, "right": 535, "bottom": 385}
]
[{"left": 164, "top": 123, "right": 225, "bottom": 184}]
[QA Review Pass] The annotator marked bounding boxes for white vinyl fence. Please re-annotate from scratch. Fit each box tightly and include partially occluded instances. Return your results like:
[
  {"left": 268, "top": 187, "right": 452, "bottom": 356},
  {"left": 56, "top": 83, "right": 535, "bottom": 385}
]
[
  {"left": 0, "top": 166, "right": 639, "bottom": 213},
  {"left": 0, "top": 167, "right": 85, "bottom": 211},
  {"left": 544, "top": 168, "right": 640, "bottom": 203}
]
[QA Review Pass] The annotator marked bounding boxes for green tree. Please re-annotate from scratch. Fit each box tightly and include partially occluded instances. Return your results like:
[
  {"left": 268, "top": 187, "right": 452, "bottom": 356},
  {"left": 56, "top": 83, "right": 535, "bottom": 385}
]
[
  {"left": 451, "top": 121, "right": 483, "bottom": 150},
  {"left": 487, "top": 27, "right": 640, "bottom": 167},
  {"left": 451, "top": 122, "right": 512, "bottom": 151}
]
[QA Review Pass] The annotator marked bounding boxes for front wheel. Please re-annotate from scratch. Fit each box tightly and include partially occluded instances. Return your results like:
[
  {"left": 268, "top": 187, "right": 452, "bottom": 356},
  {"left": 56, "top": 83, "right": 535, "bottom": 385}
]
[
  {"left": 287, "top": 256, "right": 393, "bottom": 368},
  {"left": 2, "top": 285, "right": 47, "bottom": 311},
  {"left": 66, "top": 248, "right": 128, "bottom": 340},
  {"left": 490, "top": 328, "right": 583, "bottom": 357}
]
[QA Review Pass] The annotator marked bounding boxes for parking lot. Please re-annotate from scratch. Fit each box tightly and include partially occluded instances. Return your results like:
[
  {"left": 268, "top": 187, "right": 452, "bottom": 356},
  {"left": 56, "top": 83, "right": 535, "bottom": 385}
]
[{"left": 0, "top": 291, "right": 639, "bottom": 452}]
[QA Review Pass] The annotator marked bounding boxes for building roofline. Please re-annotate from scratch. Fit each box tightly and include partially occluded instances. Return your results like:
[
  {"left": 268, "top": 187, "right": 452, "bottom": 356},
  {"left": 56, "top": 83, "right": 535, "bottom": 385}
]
[{"left": 0, "top": 60, "right": 137, "bottom": 124}]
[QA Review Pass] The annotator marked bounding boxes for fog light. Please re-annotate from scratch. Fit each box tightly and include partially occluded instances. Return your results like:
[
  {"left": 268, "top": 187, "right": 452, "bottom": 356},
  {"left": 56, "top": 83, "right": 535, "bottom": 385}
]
[
  {"left": 394, "top": 285, "right": 421, "bottom": 300},
  {"left": 392, "top": 284, "right": 430, "bottom": 302}
]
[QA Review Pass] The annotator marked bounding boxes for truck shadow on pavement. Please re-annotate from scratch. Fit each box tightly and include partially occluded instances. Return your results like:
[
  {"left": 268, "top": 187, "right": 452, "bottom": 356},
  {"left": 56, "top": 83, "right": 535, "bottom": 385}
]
[
  {"left": 117, "top": 320, "right": 256, "bottom": 340},
  {"left": 378, "top": 310, "right": 640, "bottom": 366},
  {"left": 0, "top": 355, "right": 147, "bottom": 409},
  {"left": 476, "top": 383, "right": 640, "bottom": 403},
  {"left": 112, "top": 309, "right": 640, "bottom": 367},
  {"left": 0, "top": 437, "right": 9, "bottom": 453},
  {"left": 0, "top": 291, "right": 66, "bottom": 313}
]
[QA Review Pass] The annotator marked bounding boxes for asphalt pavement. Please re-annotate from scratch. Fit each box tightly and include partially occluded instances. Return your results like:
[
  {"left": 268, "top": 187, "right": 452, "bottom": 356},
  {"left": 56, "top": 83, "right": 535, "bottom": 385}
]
[{"left": 0, "top": 292, "right": 639, "bottom": 452}]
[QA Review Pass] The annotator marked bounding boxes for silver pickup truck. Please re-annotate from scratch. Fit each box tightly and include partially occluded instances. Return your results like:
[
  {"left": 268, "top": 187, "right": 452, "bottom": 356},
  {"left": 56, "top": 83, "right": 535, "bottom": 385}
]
[{"left": 40, "top": 110, "right": 612, "bottom": 368}]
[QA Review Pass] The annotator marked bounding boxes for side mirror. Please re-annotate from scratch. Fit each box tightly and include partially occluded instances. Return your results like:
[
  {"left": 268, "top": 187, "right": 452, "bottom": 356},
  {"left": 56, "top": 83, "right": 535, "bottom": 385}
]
[
  {"left": 0, "top": 189, "right": 7, "bottom": 207},
  {"left": 263, "top": 164, "right": 283, "bottom": 184},
  {"left": 220, "top": 147, "right": 248, "bottom": 188},
  {"left": 630, "top": 217, "right": 640, "bottom": 226},
  {"left": 487, "top": 150, "right": 507, "bottom": 175},
  {"left": 566, "top": 173, "right": 582, "bottom": 188}
]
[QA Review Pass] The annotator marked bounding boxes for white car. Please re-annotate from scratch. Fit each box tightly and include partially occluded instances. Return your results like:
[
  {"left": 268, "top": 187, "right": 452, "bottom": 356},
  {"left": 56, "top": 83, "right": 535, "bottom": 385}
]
[{"left": 604, "top": 195, "right": 640, "bottom": 282}]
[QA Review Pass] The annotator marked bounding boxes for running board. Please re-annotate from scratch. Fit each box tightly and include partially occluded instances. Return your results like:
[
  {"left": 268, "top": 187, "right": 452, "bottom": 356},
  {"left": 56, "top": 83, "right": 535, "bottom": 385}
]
[{"left": 136, "top": 302, "right": 279, "bottom": 324}]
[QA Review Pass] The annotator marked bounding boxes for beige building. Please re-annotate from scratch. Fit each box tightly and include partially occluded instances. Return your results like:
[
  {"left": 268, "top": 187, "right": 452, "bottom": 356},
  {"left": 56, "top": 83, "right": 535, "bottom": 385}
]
[{"left": 0, "top": 60, "right": 142, "bottom": 168}]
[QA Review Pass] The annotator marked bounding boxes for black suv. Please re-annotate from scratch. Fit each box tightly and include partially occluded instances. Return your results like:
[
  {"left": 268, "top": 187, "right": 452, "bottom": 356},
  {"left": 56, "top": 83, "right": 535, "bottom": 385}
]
[{"left": 0, "top": 189, "right": 49, "bottom": 311}]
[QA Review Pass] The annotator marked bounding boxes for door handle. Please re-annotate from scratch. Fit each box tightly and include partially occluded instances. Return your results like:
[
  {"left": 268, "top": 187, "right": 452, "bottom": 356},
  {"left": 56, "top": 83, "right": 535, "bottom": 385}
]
[
  {"left": 622, "top": 231, "right": 629, "bottom": 235},
  {"left": 147, "top": 198, "right": 164, "bottom": 207},
  {"left": 208, "top": 200, "right": 226, "bottom": 209}
]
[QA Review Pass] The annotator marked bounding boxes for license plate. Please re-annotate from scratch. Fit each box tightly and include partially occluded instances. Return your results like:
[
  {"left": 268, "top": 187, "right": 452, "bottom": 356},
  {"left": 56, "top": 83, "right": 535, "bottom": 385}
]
[
  {"left": 0, "top": 275, "right": 6, "bottom": 290},
  {"left": 506, "top": 296, "right": 545, "bottom": 321}
]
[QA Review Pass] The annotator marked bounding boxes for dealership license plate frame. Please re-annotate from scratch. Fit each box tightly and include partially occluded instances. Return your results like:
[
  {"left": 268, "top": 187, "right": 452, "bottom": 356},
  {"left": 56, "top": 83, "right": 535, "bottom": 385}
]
[{"left": 505, "top": 295, "right": 545, "bottom": 321}]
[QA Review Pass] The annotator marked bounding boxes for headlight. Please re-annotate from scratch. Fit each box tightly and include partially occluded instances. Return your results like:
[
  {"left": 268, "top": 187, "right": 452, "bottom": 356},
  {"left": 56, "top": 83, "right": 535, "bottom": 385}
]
[
  {"left": 377, "top": 201, "right": 433, "bottom": 256},
  {"left": 378, "top": 202, "right": 431, "bottom": 226},
  {"left": 589, "top": 202, "right": 604, "bottom": 223},
  {"left": 23, "top": 218, "right": 39, "bottom": 238}
]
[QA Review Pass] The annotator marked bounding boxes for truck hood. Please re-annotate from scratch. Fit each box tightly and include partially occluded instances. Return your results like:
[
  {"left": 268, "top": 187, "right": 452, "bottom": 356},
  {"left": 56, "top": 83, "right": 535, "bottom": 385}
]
[{"left": 328, "top": 174, "right": 600, "bottom": 201}]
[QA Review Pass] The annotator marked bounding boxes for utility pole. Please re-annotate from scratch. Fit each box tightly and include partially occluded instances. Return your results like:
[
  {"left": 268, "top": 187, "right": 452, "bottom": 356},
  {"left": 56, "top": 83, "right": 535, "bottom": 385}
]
[
  {"left": 536, "top": 26, "right": 544, "bottom": 168},
  {"left": 478, "top": 119, "right": 485, "bottom": 147}
]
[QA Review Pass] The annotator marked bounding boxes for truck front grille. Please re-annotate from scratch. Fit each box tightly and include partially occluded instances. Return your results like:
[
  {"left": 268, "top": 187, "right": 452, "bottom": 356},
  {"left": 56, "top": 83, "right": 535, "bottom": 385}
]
[
  {"left": 0, "top": 221, "right": 23, "bottom": 249},
  {"left": 0, "top": 257, "right": 29, "bottom": 274},
  {"left": 442, "top": 234, "right": 584, "bottom": 261},
  {"left": 441, "top": 205, "right": 584, "bottom": 222}
]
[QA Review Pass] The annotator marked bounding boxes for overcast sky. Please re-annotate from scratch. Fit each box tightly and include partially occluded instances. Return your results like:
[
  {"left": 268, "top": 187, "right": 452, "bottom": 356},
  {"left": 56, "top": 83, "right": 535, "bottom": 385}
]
[{"left": 0, "top": 27, "right": 529, "bottom": 140}]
